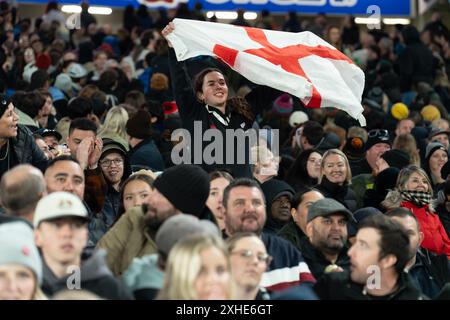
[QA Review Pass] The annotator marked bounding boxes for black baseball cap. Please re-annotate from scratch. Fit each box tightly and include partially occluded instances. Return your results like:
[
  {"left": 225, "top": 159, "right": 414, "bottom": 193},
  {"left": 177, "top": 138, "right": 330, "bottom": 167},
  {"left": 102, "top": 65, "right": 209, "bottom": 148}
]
[{"left": 34, "top": 128, "right": 62, "bottom": 142}]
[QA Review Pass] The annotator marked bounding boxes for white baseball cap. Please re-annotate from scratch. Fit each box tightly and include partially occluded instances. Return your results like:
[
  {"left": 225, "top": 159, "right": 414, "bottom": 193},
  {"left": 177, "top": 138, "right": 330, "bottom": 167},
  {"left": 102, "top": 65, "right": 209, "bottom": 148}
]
[
  {"left": 33, "top": 192, "right": 89, "bottom": 227},
  {"left": 289, "top": 111, "right": 309, "bottom": 128}
]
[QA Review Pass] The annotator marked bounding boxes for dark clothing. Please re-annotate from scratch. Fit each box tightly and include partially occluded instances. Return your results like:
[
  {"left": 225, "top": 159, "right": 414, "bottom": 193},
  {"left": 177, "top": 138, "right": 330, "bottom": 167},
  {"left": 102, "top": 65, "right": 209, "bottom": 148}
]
[
  {"left": 298, "top": 236, "right": 350, "bottom": 280},
  {"left": 88, "top": 186, "right": 122, "bottom": 245},
  {"left": 0, "top": 124, "right": 47, "bottom": 179},
  {"left": 168, "top": 49, "right": 279, "bottom": 178},
  {"left": 314, "top": 271, "right": 427, "bottom": 300},
  {"left": 223, "top": 231, "right": 315, "bottom": 292},
  {"left": 261, "top": 179, "right": 295, "bottom": 234},
  {"left": 41, "top": 250, "right": 133, "bottom": 300},
  {"left": 408, "top": 248, "right": 450, "bottom": 299},
  {"left": 398, "top": 31, "right": 434, "bottom": 91},
  {"left": 84, "top": 167, "right": 108, "bottom": 214},
  {"left": 80, "top": 11, "right": 97, "bottom": 29},
  {"left": 129, "top": 138, "right": 165, "bottom": 172},
  {"left": 316, "top": 177, "right": 359, "bottom": 212},
  {"left": 435, "top": 203, "right": 450, "bottom": 238},
  {"left": 101, "top": 186, "right": 121, "bottom": 229},
  {"left": 350, "top": 157, "right": 372, "bottom": 176},
  {"left": 260, "top": 232, "right": 315, "bottom": 292},
  {"left": 277, "top": 220, "right": 307, "bottom": 252},
  {"left": 342, "top": 25, "right": 360, "bottom": 46}
]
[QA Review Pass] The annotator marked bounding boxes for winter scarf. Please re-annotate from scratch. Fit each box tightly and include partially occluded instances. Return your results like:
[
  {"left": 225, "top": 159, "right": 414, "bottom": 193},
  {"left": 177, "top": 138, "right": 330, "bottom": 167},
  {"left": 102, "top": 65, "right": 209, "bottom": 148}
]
[{"left": 400, "top": 190, "right": 432, "bottom": 207}]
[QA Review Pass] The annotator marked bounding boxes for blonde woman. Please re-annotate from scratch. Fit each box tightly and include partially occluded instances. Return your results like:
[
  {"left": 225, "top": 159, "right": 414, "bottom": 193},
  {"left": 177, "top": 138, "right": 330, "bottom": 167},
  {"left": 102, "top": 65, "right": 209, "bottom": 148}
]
[
  {"left": 382, "top": 165, "right": 450, "bottom": 259},
  {"left": 392, "top": 133, "right": 420, "bottom": 166},
  {"left": 316, "top": 149, "right": 358, "bottom": 212},
  {"left": 0, "top": 222, "right": 47, "bottom": 300},
  {"left": 98, "top": 105, "right": 129, "bottom": 142},
  {"left": 157, "top": 234, "right": 232, "bottom": 300}
]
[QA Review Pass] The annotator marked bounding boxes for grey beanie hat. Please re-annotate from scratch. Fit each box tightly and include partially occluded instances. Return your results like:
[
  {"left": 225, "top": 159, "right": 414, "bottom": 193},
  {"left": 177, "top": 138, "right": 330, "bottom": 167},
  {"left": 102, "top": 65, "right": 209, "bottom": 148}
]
[
  {"left": 155, "top": 214, "right": 220, "bottom": 257},
  {"left": 54, "top": 73, "right": 73, "bottom": 95},
  {"left": 0, "top": 222, "right": 43, "bottom": 285}
]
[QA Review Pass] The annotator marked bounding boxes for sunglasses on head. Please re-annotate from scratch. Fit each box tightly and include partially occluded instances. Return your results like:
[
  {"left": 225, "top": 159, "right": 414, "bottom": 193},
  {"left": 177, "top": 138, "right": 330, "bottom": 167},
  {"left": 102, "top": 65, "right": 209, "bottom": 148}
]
[{"left": 368, "top": 129, "right": 389, "bottom": 138}]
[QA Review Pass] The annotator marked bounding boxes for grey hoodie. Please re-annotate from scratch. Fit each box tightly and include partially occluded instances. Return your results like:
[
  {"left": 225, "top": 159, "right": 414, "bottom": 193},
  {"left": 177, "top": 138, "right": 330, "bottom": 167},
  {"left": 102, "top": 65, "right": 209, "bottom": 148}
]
[{"left": 42, "top": 249, "right": 133, "bottom": 300}]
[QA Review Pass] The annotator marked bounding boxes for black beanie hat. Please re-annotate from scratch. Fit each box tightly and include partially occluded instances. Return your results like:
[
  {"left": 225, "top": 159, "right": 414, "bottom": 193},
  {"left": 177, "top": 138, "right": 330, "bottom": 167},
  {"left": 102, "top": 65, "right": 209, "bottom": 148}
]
[
  {"left": 0, "top": 94, "right": 12, "bottom": 117},
  {"left": 152, "top": 165, "right": 210, "bottom": 216},
  {"left": 126, "top": 110, "right": 153, "bottom": 140},
  {"left": 381, "top": 149, "right": 410, "bottom": 170},
  {"left": 375, "top": 167, "right": 400, "bottom": 192},
  {"left": 261, "top": 178, "right": 295, "bottom": 206}
]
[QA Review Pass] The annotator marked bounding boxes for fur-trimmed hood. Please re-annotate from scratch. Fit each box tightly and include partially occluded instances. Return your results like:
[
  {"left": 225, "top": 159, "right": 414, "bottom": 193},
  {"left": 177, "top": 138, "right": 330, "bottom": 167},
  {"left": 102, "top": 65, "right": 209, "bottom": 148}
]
[{"left": 382, "top": 189, "right": 436, "bottom": 212}]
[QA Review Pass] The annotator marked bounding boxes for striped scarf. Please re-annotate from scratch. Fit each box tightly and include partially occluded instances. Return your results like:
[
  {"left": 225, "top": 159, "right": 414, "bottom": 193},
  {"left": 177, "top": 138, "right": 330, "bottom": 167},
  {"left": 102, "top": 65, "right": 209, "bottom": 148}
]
[{"left": 400, "top": 190, "right": 432, "bottom": 207}]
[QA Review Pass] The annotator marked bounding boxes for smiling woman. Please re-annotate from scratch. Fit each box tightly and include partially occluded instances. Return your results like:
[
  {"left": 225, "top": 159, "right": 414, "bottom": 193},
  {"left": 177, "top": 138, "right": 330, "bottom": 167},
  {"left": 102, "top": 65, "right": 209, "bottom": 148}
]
[
  {"left": 382, "top": 165, "right": 450, "bottom": 259},
  {"left": 157, "top": 234, "right": 232, "bottom": 300},
  {"left": 316, "top": 149, "right": 358, "bottom": 212},
  {"left": 162, "top": 22, "right": 281, "bottom": 178},
  {"left": 0, "top": 94, "right": 48, "bottom": 179}
]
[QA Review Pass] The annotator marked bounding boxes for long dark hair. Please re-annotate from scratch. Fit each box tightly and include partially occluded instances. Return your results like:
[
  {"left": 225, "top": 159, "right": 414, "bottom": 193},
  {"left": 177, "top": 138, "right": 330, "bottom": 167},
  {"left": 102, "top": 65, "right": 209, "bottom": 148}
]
[
  {"left": 193, "top": 68, "right": 254, "bottom": 122},
  {"left": 116, "top": 173, "right": 155, "bottom": 223},
  {"left": 285, "top": 149, "right": 322, "bottom": 191}
]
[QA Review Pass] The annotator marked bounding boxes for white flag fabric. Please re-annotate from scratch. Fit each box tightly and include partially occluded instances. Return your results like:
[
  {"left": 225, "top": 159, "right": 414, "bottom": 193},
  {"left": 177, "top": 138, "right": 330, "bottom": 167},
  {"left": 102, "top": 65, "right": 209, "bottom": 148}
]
[{"left": 167, "top": 18, "right": 366, "bottom": 126}]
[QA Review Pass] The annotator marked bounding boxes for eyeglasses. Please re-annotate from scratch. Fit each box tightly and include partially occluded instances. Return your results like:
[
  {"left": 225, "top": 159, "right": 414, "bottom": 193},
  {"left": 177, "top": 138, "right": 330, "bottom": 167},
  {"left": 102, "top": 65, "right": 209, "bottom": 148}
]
[
  {"left": 231, "top": 249, "right": 272, "bottom": 265},
  {"left": 368, "top": 129, "right": 389, "bottom": 138},
  {"left": 100, "top": 158, "right": 124, "bottom": 167}
]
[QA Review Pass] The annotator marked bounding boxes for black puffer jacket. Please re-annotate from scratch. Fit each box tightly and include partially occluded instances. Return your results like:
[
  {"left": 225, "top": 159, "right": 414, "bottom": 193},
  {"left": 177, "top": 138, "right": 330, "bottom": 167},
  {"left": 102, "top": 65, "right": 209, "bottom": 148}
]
[{"left": 316, "top": 177, "right": 359, "bottom": 212}]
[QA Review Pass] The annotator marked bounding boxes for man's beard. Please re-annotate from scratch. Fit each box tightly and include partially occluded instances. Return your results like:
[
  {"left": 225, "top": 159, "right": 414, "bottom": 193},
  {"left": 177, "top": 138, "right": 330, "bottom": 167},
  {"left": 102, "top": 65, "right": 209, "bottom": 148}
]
[
  {"left": 227, "top": 212, "right": 265, "bottom": 236},
  {"left": 316, "top": 235, "right": 346, "bottom": 254},
  {"left": 142, "top": 203, "right": 178, "bottom": 232}
]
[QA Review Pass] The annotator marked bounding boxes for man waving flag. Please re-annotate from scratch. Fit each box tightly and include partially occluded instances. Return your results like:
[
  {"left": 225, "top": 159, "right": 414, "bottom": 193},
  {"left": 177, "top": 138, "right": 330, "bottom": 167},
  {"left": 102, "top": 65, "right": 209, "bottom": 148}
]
[{"left": 166, "top": 18, "right": 366, "bottom": 126}]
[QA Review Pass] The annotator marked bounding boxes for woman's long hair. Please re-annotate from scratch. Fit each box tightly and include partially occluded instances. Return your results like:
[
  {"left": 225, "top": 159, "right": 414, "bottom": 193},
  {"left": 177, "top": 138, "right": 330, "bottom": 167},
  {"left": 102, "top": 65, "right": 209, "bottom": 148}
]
[
  {"left": 193, "top": 68, "right": 254, "bottom": 122},
  {"left": 286, "top": 149, "right": 322, "bottom": 190},
  {"left": 157, "top": 234, "right": 231, "bottom": 300},
  {"left": 116, "top": 172, "right": 155, "bottom": 223},
  {"left": 319, "top": 149, "right": 352, "bottom": 185},
  {"left": 393, "top": 134, "right": 420, "bottom": 166},
  {"left": 98, "top": 106, "right": 129, "bottom": 141},
  {"left": 396, "top": 165, "right": 433, "bottom": 195}
]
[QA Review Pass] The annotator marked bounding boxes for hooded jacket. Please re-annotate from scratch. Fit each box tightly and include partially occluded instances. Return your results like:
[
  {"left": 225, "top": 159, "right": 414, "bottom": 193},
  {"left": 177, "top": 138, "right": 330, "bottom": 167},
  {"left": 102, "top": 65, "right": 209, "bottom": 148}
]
[
  {"left": 261, "top": 179, "right": 295, "bottom": 234},
  {"left": 41, "top": 250, "right": 133, "bottom": 299}
]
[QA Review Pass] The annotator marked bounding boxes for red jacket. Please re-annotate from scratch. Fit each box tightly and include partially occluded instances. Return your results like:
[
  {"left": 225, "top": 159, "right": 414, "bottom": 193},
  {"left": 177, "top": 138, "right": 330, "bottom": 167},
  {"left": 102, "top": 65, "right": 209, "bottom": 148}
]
[{"left": 401, "top": 201, "right": 450, "bottom": 259}]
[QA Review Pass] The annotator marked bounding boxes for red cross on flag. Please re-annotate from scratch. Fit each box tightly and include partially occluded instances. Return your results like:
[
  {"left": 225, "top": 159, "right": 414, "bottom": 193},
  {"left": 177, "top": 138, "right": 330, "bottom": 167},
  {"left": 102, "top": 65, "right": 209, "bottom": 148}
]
[{"left": 167, "top": 18, "right": 366, "bottom": 126}]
